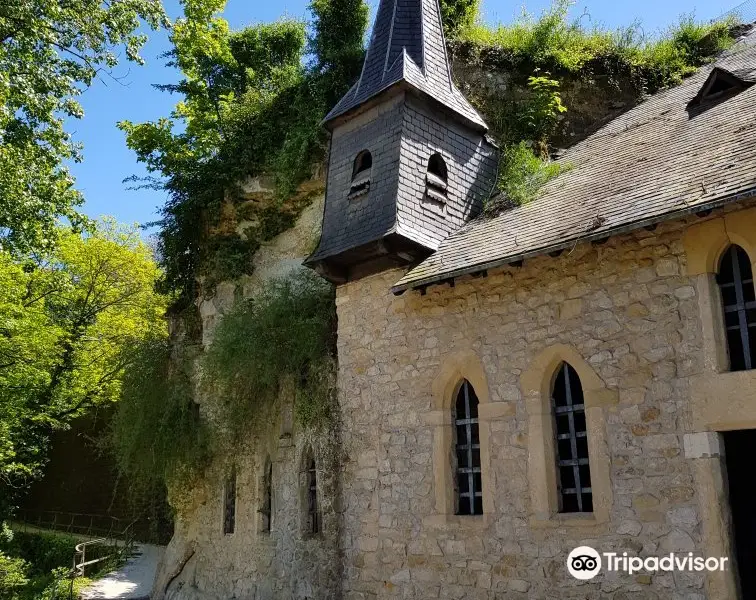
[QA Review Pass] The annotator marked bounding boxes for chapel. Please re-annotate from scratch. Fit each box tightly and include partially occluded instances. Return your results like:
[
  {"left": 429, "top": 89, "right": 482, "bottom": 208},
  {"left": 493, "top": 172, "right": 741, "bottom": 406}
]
[{"left": 154, "top": 1, "right": 756, "bottom": 598}]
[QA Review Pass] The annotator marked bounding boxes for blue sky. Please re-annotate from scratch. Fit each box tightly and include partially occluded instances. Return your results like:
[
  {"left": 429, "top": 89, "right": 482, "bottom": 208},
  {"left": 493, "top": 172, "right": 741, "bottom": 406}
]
[{"left": 75, "top": 0, "right": 737, "bottom": 227}]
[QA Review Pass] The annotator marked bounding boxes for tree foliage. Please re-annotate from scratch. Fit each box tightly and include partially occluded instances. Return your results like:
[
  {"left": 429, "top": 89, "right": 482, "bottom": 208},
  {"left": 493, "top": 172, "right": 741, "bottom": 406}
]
[
  {"left": 120, "top": 0, "right": 368, "bottom": 308},
  {"left": 202, "top": 270, "right": 336, "bottom": 435},
  {"left": 0, "top": 0, "right": 168, "bottom": 256},
  {"left": 439, "top": 0, "right": 479, "bottom": 38},
  {"left": 0, "top": 220, "right": 167, "bottom": 513},
  {"left": 110, "top": 335, "right": 207, "bottom": 508}
]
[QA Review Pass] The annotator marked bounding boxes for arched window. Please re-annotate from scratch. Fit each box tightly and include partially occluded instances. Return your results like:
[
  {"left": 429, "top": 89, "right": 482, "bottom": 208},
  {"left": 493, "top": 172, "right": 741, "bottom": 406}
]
[
  {"left": 301, "top": 448, "right": 320, "bottom": 534},
  {"left": 552, "top": 363, "right": 592, "bottom": 513},
  {"left": 223, "top": 468, "right": 237, "bottom": 534},
  {"left": 454, "top": 380, "right": 482, "bottom": 515},
  {"left": 428, "top": 153, "right": 448, "bottom": 182},
  {"left": 260, "top": 457, "right": 272, "bottom": 533},
  {"left": 349, "top": 150, "right": 372, "bottom": 198},
  {"left": 426, "top": 153, "right": 448, "bottom": 205},
  {"left": 717, "top": 245, "right": 756, "bottom": 371}
]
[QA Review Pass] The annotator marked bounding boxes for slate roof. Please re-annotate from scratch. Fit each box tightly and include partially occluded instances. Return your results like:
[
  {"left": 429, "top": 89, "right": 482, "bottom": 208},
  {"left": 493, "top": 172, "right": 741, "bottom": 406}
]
[
  {"left": 392, "top": 28, "right": 756, "bottom": 293},
  {"left": 323, "top": 0, "right": 487, "bottom": 131}
]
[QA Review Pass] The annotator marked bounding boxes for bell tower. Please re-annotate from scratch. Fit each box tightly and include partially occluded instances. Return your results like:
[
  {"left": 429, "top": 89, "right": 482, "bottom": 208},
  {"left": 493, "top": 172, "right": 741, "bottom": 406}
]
[{"left": 305, "top": 0, "right": 498, "bottom": 283}]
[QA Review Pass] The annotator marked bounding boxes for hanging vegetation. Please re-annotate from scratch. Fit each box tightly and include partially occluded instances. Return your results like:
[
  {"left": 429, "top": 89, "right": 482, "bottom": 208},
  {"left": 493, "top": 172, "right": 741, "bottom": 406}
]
[
  {"left": 120, "top": 0, "right": 368, "bottom": 311},
  {"left": 202, "top": 270, "right": 337, "bottom": 436},
  {"left": 110, "top": 336, "right": 209, "bottom": 506}
]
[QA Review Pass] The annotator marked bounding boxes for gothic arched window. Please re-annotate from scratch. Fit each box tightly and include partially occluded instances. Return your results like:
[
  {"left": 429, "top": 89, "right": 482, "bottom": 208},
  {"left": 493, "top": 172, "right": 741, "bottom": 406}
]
[
  {"left": 717, "top": 245, "right": 756, "bottom": 371},
  {"left": 426, "top": 153, "right": 448, "bottom": 204},
  {"left": 223, "top": 468, "right": 237, "bottom": 534},
  {"left": 302, "top": 448, "right": 320, "bottom": 535},
  {"left": 454, "top": 380, "right": 482, "bottom": 516},
  {"left": 552, "top": 363, "right": 592, "bottom": 513},
  {"left": 349, "top": 150, "right": 372, "bottom": 198},
  {"left": 260, "top": 457, "right": 272, "bottom": 533}
]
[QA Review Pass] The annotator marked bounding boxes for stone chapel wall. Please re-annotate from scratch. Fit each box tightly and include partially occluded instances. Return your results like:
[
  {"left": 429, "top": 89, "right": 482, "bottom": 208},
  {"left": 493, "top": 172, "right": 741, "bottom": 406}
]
[{"left": 334, "top": 213, "right": 715, "bottom": 599}]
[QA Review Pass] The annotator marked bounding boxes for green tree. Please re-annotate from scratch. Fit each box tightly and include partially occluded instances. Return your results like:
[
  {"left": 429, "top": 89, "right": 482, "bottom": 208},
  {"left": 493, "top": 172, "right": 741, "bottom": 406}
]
[
  {"left": 0, "top": 219, "right": 167, "bottom": 513},
  {"left": 439, "top": 0, "right": 479, "bottom": 37},
  {"left": 120, "top": 0, "right": 367, "bottom": 307},
  {"left": 0, "top": 0, "right": 168, "bottom": 256}
]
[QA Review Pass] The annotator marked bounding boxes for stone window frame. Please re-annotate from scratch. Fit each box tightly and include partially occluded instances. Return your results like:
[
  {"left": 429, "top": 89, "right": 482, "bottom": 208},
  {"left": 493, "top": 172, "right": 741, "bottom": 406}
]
[
  {"left": 222, "top": 467, "right": 237, "bottom": 536},
  {"left": 426, "top": 350, "right": 507, "bottom": 527},
  {"left": 683, "top": 210, "right": 756, "bottom": 374},
  {"left": 682, "top": 208, "right": 756, "bottom": 432},
  {"left": 521, "top": 344, "right": 616, "bottom": 529}
]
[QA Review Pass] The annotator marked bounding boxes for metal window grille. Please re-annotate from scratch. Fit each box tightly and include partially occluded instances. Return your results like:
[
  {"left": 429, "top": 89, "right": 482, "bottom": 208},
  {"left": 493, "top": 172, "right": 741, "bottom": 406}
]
[
  {"left": 552, "top": 363, "right": 593, "bottom": 513},
  {"left": 261, "top": 460, "right": 272, "bottom": 533},
  {"left": 223, "top": 471, "right": 236, "bottom": 534},
  {"left": 307, "top": 457, "right": 320, "bottom": 534},
  {"left": 718, "top": 245, "right": 756, "bottom": 372},
  {"left": 454, "top": 380, "right": 483, "bottom": 516}
]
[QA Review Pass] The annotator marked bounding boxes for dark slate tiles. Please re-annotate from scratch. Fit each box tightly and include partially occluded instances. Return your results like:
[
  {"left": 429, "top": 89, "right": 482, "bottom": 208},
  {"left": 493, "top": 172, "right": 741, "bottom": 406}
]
[
  {"left": 393, "top": 30, "right": 756, "bottom": 291},
  {"left": 323, "top": 0, "right": 487, "bottom": 131}
]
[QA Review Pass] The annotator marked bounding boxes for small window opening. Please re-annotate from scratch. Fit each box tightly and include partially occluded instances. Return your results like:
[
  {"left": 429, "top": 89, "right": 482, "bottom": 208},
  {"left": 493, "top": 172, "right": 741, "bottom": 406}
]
[
  {"left": 425, "top": 153, "right": 449, "bottom": 209},
  {"left": 552, "top": 363, "right": 593, "bottom": 513},
  {"left": 454, "top": 380, "right": 483, "bottom": 516},
  {"left": 349, "top": 150, "right": 372, "bottom": 199},
  {"left": 223, "top": 469, "right": 237, "bottom": 534},
  {"left": 306, "top": 454, "right": 320, "bottom": 534},
  {"left": 717, "top": 245, "right": 756, "bottom": 372},
  {"left": 260, "top": 458, "right": 272, "bottom": 533},
  {"left": 708, "top": 76, "right": 736, "bottom": 96},
  {"left": 687, "top": 67, "right": 753, "bottom": 112}
]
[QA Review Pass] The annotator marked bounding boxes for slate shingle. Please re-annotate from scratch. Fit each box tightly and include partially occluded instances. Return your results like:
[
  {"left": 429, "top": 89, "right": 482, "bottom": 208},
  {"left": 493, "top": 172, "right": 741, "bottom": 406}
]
[
  {"left": 323, "top": 0, "right": 487, "bottom": 131},
  {"left": 392, "top": 30, "right": 756, "bottom": 293}
]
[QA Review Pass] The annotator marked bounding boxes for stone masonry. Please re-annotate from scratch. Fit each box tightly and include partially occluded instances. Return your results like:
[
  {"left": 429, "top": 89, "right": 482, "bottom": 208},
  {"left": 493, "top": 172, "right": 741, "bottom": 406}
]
[{"left": 334, "top": 215, "right": 711, "bottom": 600}]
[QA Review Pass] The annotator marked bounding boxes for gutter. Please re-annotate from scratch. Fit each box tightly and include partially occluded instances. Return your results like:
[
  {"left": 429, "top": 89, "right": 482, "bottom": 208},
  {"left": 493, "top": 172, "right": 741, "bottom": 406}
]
[{"left": 391, "top": 186, "right": 756, "bottom": 295}]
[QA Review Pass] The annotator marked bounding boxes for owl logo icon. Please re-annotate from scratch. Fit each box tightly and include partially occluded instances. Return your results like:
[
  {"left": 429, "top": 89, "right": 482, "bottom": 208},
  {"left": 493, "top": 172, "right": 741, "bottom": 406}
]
[{"left": 567, "top": 546, "right": 602, "bottom": 580}]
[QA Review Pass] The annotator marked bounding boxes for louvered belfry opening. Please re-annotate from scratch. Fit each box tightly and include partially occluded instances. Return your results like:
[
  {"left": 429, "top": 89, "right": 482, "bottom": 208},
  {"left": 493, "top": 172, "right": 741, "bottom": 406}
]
[
  {"left": 552, "top": 363, "right": 593, "bottom": 513},
  {"left": 718, "top": 245, "right": 756, "bottom": 371},
  {"left": 454, "top": 380, "right": 482, "bottom": 516}
]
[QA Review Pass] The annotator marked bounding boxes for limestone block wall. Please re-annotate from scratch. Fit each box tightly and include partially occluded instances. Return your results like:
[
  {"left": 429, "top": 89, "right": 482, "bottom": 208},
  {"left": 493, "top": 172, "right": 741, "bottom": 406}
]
[{"left": 335, "top": 215, "right": 712, "bottom": 599}]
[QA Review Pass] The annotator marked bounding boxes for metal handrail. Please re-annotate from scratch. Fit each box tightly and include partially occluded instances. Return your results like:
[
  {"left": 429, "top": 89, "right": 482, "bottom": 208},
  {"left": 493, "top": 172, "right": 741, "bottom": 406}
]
[
  {"left": 11, "top": 511, "right": 138, "bottom": 600},
  {"left": 14, "top": 509, "right": 130, "bottom": 539}
]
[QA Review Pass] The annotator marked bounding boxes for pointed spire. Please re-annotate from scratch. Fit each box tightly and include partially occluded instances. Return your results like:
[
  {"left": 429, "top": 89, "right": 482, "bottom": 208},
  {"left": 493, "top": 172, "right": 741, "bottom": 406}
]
[{"left": 323, "top": 0, "right": 487, "bottom": 131}]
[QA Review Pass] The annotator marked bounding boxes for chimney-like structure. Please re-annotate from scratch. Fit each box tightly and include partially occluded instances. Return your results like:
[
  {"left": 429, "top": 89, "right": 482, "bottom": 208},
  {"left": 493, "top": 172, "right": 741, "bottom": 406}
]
[{"left": 305, "top": 0, "right": 498, "bottom": 283}]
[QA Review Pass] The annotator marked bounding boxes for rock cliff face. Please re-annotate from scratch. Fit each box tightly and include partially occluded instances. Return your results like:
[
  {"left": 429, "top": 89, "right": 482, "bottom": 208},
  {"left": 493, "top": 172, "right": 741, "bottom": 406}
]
[
  {"left": 154, "top": 192, "right": 344, "bottom": 600},
  {"left": 450, "top": 46, "right": 643, "bottom": 150}
]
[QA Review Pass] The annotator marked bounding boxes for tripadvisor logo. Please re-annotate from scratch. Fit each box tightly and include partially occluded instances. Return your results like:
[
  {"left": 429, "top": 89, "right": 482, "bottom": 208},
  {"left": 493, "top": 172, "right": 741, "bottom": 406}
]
[
  {"left": 567, "top": 546, "right": 601, "bottom": 580},
  {"left": 566, "top": 546, "right": 729, "bottom": 580}
]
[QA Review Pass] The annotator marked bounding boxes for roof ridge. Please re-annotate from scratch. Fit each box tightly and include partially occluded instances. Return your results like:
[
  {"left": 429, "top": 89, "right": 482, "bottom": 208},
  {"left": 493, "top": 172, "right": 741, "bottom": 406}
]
[
  {"left": 323, "top": 0, "right": 486, "bottom": 130},
  {"left": 381, "top": 0, "right": 399, "bottom": 84}
]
